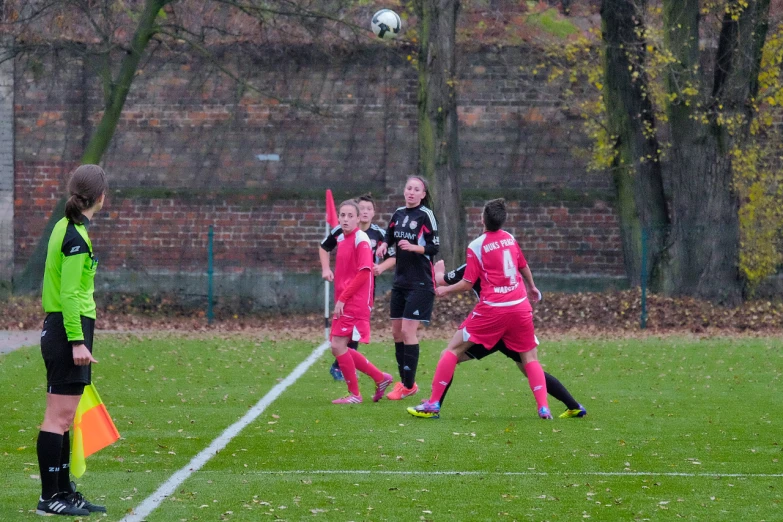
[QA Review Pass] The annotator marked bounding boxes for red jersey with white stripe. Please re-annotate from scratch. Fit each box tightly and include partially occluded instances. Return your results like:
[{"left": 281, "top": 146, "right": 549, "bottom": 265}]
[
  {"left": 334, "top": 228, "right": 374, "bottom": 320},
  {"left": 463, "top": 229, "right": 531, "bottom": 311}
]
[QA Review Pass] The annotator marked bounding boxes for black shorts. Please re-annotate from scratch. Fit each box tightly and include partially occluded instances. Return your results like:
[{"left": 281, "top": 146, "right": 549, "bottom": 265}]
[
  {"left": 41, "top": 313, "right": 95, "bottom": 392},
  {"left": 390, "top": 287, "right": 434, "bottom": 323},
  {"left": 465, "top": 340, "right": 522, "bottom": 363}
]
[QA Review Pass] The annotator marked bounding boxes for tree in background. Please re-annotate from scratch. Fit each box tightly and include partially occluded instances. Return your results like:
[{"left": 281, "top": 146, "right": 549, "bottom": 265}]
[
  {"left": 546, "top": 0, "right": 781, "bottom": 304},
  {"left": 414, "top": 0, "right": 464, "bottom": 267},
  {"left": 2, "top": 0, "right": 363, "bottom": 292}
]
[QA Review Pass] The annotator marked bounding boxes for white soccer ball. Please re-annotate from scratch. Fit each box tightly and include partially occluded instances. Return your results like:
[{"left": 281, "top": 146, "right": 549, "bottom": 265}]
[{"left": 371, "top": 9, "right": 402, "bottom": 39}]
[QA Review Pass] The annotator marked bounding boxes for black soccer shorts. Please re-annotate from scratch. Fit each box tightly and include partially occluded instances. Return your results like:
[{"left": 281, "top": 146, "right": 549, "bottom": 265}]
[
  {"left": 389, "top": 286, "right": 434, "bottom": 323},
  {"left": 41, "top": 313, "right": 95, "bottom": 393}
]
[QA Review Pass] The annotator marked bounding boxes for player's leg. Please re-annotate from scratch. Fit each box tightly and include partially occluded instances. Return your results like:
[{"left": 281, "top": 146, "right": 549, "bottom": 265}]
[
  {"left": 519, "top": 348, "right": 551, "bottom": 419},
  {"left": 37, "top": 314, "right": 93, "bottom": 516},
  {"left": 514, "top": 361, "right": 586, "bottom": 417},
  {"left": 407, "top": 331, "right": 474, "bottom": 419},
  {"left": 497, "top": 340, "right": 586, "bottom": 417},
  {"left": 331, "top": 335, "right": 362, "bottom": 403},
  {"left": 439, "top": 344, "right": 495, "bottom": 406},
  {"left": 387, "top": 288, "right": 407, "bottom": 397},
  {"left": 345, "top": 320, "right": 393, "bottom": 402},
  {"left": 390, "top": 288, "right": 435, "bottom": 399}
]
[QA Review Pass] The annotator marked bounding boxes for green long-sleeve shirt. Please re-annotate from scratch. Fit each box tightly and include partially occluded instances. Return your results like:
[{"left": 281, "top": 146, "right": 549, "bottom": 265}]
[{"left": 42, "top": 216, "right": 98, "bottom": 344}]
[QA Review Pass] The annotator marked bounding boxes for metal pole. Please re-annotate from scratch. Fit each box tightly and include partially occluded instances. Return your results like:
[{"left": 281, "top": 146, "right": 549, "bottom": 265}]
[
  {"left": 207, "top": 225, "right": 214, "bottom": 325},
  {"left": 640, "top": 227, "right": 647, "bottom": 329},
  {"left": 324, "top": 221, "right": 330, "bottom": 341}
]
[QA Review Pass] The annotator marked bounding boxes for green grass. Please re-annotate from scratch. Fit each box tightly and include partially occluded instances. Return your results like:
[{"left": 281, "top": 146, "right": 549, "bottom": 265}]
[{"left": 1, "top": 334, "right": 781, "bottom": 520}]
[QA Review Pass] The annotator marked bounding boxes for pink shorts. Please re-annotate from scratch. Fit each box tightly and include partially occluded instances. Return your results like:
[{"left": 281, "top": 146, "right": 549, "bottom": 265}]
[
  {"left": 330, "top": 314, "right": 371, "bottom": 344},
  {"left": 459, "top": 306, "right": 538, "bottom": 353}
]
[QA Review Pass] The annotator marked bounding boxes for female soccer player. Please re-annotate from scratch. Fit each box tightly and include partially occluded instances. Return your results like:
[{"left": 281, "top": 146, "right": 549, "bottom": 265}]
[
  {"left": 330, "top": 200, "right": 394, "bottom": 404},
  {"left": 319, "top": 194, "right": 393, "bottom": 380},
  {"left": 375, "top": 176, "right": 439, "bottom": 400},
  {"left": 36, "top": 165, "right": 108, "bottom": 516},
  {"left": 409, "top": 198, "right": 552, "bottom": 420},
  {"left": 427, "top": 260, "right": 586, "bottom": 419}
]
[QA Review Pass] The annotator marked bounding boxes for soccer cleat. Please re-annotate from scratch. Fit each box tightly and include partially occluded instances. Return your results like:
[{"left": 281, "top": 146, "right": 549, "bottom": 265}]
[
  {"left": 36, "top": 492, "right": 90, "bottom": 517},
  {"left": 332, "top": 394, "right": 362, "bottom": 404},
  {"left": 329, "top": 364, "right": 344, "bottom": 381},
  {"left": 538, "top": 406, "right": 553, "bottom": 420},
  {"left": 386, "top": 382, "right": 418, "bottom": 400},
  {"left": 68, "top": 480, "right": 107, "bottom": 513},
  {"left": 558, "top": 404, "right": 587, "bottom": 419},
  {"left": 372, "top": 373, "right": 394, "bottom": 402},
  {"left": 407, "top": 400, "right": 440, "bottom": 419}
]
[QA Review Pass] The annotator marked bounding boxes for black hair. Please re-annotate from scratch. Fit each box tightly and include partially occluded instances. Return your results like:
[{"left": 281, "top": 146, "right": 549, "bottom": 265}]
[{"left": 356, "top": 193, "right": 376, "bottom": 209}]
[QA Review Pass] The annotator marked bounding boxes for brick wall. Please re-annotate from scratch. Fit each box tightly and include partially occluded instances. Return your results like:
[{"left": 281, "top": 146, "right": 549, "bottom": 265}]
[{"left": 12, "top": 45, "right": 624, "bottom": 282}]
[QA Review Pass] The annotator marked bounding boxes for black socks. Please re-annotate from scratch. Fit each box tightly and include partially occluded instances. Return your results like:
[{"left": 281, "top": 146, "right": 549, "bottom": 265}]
[
  {"left": 37, "top": 430, "right": 63, "bottom": 500},
  {"left": 402, "top": 344, "right": 420, "bottom": 389}
]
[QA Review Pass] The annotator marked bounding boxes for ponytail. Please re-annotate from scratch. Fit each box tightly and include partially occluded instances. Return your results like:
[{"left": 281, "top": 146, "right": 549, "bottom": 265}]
[{"left": 65, "top": 165, "right": 108, "bottom": 224}]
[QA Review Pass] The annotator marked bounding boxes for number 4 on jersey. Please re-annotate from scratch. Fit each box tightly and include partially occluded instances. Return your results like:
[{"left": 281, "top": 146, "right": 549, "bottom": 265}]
[{"left": 502, "top": 249, "right": 517, "bottom": 285}]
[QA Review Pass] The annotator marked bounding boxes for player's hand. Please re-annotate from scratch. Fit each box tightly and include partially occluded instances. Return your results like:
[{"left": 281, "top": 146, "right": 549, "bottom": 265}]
[
  {"left": 434, "top": 260, "right": 446, "bottom": 286},
  {"left": 322, "top": 269, "right": 334, "bottom": 282},
  {"left": 435, "top": 286, "right": 449, "bottom": 298},
  {"left": 376, "top": 243, "right": 388, "bottom": 259},
  {"left": 529, "top": 286, "right": 542, "bottom": 303},
  {"left": 72, "top": 344, "right": 97, "bottom": 366},
  {"left": 333, "top": 300, "right": 345, "bottom": 319},
  {"left": 373, "top": 264, "right": 384, "bottom": 276}
]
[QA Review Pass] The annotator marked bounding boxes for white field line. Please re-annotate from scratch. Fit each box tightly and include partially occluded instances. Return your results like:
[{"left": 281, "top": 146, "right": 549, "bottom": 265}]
[
  {"left": 233, "top": 470, "right": 783, "bottom": 479},
  {"left": 120, "top": 341, "right": 331, "bottom": 522}
]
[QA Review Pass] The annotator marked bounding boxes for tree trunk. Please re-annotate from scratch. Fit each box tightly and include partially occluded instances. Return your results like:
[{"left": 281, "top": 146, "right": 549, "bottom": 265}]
[
  {"left": 416, "top": 0, "right": 464, "bottom": 268},
  {"left": 600, "top": 0, "right": 669, "bottom": 288},
  {"left": 659, "top": 0, "right": 769, "bottom": 305},
  {"left": 14, "top": 0, "right": 168, "bottom": 293}
]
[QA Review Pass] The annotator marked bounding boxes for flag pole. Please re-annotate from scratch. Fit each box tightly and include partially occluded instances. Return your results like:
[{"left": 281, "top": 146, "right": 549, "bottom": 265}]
[{"left": 324, "top": 219, "right": 330, "bottom": 341}]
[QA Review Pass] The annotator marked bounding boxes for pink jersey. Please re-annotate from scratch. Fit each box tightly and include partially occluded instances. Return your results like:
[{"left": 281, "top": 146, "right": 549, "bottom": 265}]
[
  {"left": 334, "top": 228, "right": 374, "bottom": 319},
  {"left": 463, "top": 229, "right": 530, "bottom": 310}
]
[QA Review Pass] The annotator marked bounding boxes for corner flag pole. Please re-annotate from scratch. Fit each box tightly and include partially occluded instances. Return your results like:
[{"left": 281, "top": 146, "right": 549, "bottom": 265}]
[{"left": 324, "top": 190, "right": 338, "bottom": 341}]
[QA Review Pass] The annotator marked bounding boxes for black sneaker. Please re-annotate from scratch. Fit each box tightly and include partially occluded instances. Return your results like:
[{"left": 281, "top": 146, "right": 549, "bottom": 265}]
[
  {"left": 36, "top": 492, "right": 90, "bottom": 516},
  {"left": 67, "top": 481, "right": 107, "bottom": 513}
]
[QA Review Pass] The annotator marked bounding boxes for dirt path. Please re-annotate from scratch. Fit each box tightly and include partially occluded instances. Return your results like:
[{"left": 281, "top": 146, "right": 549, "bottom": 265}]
[{"left": 0, "top": 330, "right": 41, "bottom": 355}]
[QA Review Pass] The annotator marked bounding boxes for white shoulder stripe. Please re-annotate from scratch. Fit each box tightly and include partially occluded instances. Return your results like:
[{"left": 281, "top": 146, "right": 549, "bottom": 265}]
[
  {"left": 468, "top": 234, "right": 486, "bottom": 265},
  {"left": 331, "top": 225, "right": 342, "bottom": 235},
  {"left": 420, "top": 206, "right": 438, "bottom": 230},
  {"left": 355, "top": 229, "right": 372, "bottom": 247}
]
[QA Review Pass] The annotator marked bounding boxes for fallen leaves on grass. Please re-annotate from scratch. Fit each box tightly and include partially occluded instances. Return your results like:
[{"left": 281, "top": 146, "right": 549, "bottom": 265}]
[{"left": 2, "top": 289, "right": 782, "bottom": 337}]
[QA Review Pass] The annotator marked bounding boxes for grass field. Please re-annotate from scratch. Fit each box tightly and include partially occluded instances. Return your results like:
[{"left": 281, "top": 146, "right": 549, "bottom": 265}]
[{"left": 1, "top": 333, "right": 781, "bottom": 521}]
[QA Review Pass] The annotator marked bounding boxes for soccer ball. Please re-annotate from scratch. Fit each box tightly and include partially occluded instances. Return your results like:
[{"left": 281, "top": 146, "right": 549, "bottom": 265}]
[{"left": 371, "top": 9, "right": 402, "bottom": 39}]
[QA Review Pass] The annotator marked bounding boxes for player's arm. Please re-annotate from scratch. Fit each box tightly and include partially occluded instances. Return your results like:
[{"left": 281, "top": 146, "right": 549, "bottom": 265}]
[
  {"left": 318, "top": 247, "right": 333, "bottom": 282},
  {"left": 435, "top": 278, "right": 472, "bottom": 297},
  {"left": 319, "top": 227, "right": 339, "bottom": 281},
  {"left": 437, "top": 248, "right": 476, "bottom": 297},
  {"left": 60, "top": 248, "right": 97, "bottom": 365},
  {"left": 518, "top": 253, "right": 542, "bottom": 302},
  {"left": 374, "top": 256, "right": 396, "bottom": 276},
  {"left": 376, "top": 216, "right": 395, "bottom": 258}
]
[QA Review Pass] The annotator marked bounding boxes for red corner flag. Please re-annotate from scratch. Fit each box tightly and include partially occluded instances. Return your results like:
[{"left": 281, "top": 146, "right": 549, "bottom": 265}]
[{"left": 325, "top": 189, "right": 338, "bottom": 228}]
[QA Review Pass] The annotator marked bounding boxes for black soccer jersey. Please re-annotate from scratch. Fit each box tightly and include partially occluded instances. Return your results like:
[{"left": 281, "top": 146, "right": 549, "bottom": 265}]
[
  {"left": 383, "top": 204, "right": 439, "bottom": 291},
  {"left": 443, "top": 263, "right": 481, "bottom": 298},
  {"left": 321, "top": 223, "right": 389, "bottom": 264}
]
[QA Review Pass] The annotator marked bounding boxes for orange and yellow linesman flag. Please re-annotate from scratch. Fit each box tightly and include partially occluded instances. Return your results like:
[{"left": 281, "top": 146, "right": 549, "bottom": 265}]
[
  {"left": 326, "top": 189, "right": 339, "bottom": 228},
  {"left": 71, "top": 383, "right": 120, "bottom": 478}
]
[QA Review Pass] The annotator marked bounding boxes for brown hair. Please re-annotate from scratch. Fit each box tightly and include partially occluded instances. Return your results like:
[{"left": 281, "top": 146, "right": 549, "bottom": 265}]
[
  {"left": 65, "top": 164, "right": 108, "bottom": 224},
  {"left": 339, "top": 199, "right": 360, "bottom": 216},
  {"left": 483, "top": 198, "right": 507, "bottom": 232},
  {"left": 406, "top": 176, "right": 434, "bottom": 209}
]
